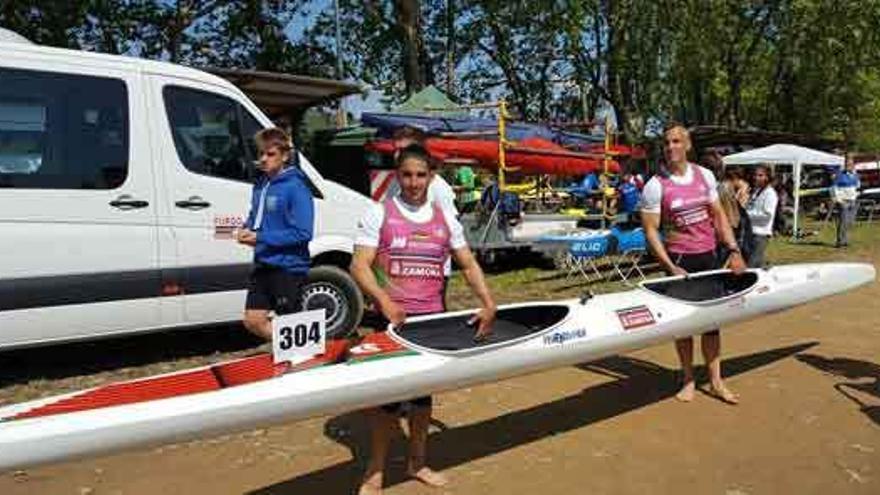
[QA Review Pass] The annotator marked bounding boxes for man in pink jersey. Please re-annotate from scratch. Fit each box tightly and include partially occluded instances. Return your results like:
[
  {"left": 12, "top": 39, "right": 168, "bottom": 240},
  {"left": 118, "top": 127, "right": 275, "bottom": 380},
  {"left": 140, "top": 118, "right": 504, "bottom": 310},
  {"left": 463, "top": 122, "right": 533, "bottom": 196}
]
[
  {"left": 641, "top": 124, "right": 746, "bottom": 405},
  {"left": 350, "top": 144, "right": 496, "bottom": 495}
]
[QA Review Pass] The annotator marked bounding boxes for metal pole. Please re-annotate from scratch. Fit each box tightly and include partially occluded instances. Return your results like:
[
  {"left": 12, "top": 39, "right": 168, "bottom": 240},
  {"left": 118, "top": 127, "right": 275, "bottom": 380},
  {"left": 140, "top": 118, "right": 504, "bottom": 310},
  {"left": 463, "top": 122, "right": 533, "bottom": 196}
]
[
  {"left": 792, "top": 160, "right": 802, "bottom": 241},
  {"left": 498, "top": 100, "right": 508, "bottom": 191},
  {"left": 334, "top": 0, "right": 347, "bottom": 127},
  {"left": 602, "top": 118, "right": 612, "bottom": 229}
]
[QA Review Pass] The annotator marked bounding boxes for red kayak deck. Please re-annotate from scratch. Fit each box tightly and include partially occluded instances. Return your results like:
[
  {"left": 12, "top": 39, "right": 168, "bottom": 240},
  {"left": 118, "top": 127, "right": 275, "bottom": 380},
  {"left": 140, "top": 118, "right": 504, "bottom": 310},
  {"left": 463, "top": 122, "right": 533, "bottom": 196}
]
[{"left": 10, "top": 333, "right": 411, "bottom": 422}]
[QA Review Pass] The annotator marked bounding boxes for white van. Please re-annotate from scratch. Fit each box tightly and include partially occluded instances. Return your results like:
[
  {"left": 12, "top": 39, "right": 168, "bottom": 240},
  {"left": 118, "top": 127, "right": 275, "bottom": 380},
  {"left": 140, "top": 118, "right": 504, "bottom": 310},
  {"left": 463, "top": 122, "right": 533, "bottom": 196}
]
[{"left": 0, "top": 35, "right": 370, "bottom": 349}]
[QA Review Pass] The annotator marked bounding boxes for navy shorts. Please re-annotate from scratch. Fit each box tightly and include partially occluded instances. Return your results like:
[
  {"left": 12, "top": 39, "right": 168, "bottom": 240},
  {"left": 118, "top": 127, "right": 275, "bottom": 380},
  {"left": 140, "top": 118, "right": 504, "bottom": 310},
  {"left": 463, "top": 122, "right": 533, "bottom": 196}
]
[{"left": 245, "top": 264, "right": 305, "bottom": 315}]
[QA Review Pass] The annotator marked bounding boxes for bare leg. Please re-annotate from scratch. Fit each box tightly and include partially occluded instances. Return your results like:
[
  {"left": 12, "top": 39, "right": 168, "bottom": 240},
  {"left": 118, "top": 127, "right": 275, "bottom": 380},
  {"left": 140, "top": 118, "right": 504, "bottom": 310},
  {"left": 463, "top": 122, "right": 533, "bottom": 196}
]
[
  {"left": 359, "top": 408, "right": 397, "bottom": 495},
  {"left": 701, "top": 332, "right": 738, "bottom": 404},
  {"left": 675, "top": 337, "right": 695, "bottom": 402},
  {"left": 406, "top": 406, "right": 448, "bottom": 487},
  {"left": 243, "top": 309, "right": 272, "bottom": 341}
]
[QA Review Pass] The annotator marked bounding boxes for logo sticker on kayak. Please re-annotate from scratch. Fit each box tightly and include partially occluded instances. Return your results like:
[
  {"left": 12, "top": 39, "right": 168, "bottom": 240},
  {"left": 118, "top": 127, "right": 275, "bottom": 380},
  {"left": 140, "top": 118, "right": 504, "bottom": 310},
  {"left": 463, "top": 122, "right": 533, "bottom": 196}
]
[
  {"left": 616, "top": 305, "right": 655, "bottom": 330},
  {"left": 348, "top": 332, "right": 418, "bottom": 363},
  {"left": 543, "top": 328, "right": 587, "bottom": 346}
]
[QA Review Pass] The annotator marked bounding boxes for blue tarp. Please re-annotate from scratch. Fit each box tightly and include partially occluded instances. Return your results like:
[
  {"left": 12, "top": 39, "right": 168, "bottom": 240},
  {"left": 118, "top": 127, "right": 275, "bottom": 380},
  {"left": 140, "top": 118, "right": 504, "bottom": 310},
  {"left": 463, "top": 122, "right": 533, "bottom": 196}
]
[
  {"left": 538, "top": 226, "right": 648, "bottom": 255},
  {"left": 360, "top": 112, "right": 603, "bottom": 148}
]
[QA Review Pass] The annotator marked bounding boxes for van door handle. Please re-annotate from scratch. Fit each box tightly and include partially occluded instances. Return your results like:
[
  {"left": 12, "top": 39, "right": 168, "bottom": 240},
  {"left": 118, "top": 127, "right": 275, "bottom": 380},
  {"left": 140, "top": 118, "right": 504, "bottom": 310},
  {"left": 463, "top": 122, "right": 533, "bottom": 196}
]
[
  {"left": 175, "top": 196, "right": 212, "bottom": 210},
  {"left": 110, "top": 195, "right": 149, "bottom": 210}
]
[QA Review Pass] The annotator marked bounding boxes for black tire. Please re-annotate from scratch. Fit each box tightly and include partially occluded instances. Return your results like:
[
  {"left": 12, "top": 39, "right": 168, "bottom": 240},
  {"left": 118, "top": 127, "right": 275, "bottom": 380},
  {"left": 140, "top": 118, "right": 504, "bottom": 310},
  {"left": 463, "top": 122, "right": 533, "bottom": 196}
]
[
  {"left": 478, "top": 249, "right": 496, "bottom": 266},
  {"left": 300, "top": 265, "right": 364, "bottom": 339}
]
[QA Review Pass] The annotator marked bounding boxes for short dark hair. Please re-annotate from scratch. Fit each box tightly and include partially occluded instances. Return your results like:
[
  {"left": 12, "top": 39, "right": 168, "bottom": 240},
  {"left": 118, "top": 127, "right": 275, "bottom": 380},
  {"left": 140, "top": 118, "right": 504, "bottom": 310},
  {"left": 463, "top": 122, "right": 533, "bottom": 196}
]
[
  {"left": 392, "top": 126, "right": 427, "bottom": 143},
  {"left": 395, "top": 143, "right": 435, "bottom": 170},
  {"left": 754, "top": 164, "right": 774, "bottom": 182},
  {"left": 254, "top": 127, "right": 293, "bottom": 152}
]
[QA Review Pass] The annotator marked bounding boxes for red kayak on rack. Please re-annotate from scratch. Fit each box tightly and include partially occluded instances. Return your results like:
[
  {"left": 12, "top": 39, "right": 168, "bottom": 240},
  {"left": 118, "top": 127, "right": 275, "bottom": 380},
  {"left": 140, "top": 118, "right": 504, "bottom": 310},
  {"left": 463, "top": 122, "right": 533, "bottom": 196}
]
[{"left": 366, "top": 137, "right": 621, "bottom": 175}]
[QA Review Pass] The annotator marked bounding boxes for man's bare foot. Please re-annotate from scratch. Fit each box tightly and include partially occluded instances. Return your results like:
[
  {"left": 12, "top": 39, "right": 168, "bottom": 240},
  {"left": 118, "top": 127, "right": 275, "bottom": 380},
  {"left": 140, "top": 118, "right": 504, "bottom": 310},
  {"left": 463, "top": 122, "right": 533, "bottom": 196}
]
[
  {"left": 407, "top": 466, "right": 448, "bottom": 488},
  {"left": 675, "top": 381, "right": 695, "bottom": 402},
  {"left": 708, "top": 383, "right": 739, "bottom": 405},
  {"left": 358, "top": 470, "right": 383, "bottom": 495}
]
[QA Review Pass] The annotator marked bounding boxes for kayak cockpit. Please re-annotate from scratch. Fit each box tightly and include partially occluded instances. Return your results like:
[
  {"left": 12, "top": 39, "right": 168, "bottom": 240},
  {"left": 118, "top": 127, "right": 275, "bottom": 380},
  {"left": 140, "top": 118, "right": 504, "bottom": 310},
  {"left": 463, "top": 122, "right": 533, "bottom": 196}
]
[
  {"left": 641, "top": 271, "right": 759, "bottom": 303},
  {"left": 393, "top": 305, "right": 571, "bottom": 352}
]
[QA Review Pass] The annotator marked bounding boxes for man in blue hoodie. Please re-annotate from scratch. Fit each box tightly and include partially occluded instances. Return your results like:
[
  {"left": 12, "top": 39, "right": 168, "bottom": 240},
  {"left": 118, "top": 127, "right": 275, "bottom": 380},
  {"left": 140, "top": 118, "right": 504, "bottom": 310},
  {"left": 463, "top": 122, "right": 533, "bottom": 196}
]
[{"left": 237, "top": 128, "right": 314, "bottom": 341}]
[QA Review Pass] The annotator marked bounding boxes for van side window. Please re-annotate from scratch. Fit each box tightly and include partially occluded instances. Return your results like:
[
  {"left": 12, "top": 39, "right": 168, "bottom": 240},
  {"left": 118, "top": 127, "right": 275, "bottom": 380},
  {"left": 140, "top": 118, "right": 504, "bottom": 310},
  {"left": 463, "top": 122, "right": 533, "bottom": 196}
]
[
  {"left": 0, "top": 68, "right": 129, "bottom": 189},
  {"left": 240, "top": 108, "right": 263, "bottom": 161},
  {"left": 164, "top": 86, "right": 256, "bottom": 182}
]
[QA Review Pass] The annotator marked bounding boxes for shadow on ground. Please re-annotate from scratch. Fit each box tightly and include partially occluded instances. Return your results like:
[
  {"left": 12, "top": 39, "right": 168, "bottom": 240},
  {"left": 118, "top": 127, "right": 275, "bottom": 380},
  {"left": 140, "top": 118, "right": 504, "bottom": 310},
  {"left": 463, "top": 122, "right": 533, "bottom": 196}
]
[
  {"left": 250, "top": 341, "right": 816, "bottom": 495},
  {"left": 797, "top": 353, "right": 880, "bottom": 426}
]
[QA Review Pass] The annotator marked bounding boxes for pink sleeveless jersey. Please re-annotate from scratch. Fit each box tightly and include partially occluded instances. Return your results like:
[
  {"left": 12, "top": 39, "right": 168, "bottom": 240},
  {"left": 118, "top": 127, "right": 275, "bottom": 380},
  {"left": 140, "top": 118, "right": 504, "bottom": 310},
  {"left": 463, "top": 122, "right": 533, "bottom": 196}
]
[
  {"left": 658, "top": 164, "right": 717, "bottom": 254},
  {"left": 375, "top": 198, "right": 451, "bottom": 314}
]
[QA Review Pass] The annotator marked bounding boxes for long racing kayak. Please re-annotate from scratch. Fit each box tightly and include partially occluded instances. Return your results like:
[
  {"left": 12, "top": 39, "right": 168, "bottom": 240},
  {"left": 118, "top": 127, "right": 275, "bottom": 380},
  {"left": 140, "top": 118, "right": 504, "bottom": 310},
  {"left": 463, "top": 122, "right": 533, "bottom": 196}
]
[{"left": 0, "top": 262, "right": 873, "bottom": 471}]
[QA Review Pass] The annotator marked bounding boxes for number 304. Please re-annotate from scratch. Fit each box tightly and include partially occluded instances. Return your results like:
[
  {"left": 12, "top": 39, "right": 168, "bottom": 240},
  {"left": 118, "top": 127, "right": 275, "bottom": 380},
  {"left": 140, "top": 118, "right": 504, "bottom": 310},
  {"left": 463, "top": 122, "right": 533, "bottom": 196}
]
[{"left": 279, "top": 322, "right": 321, "bottom": 350}]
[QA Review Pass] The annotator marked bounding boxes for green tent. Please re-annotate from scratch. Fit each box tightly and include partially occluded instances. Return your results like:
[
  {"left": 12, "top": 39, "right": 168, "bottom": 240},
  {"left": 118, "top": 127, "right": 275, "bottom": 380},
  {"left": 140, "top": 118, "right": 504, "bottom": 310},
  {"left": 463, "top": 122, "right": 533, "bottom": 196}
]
[
  {"left": 393, "top": 85, "right": 462, "bottom": 116},
  {"left": 317, "top": 86, "right": 460, "bottom": 148},
  {"left": 323, "top": 126, "right": 376, "bottom": 146}
]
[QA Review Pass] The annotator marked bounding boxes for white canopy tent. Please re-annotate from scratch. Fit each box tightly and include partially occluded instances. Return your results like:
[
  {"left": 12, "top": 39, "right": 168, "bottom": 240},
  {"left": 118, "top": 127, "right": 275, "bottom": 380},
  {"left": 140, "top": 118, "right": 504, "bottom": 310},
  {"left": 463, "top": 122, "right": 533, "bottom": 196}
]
[{"left": 722, "top": 144, "right": 844, "bottom": 239}]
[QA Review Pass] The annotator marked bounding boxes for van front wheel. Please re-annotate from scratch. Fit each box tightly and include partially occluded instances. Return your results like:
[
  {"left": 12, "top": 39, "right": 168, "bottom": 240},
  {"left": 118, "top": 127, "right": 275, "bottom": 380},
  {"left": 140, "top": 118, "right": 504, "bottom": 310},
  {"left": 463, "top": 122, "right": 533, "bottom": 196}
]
[{"left": 300, "top": 265, "right": 364, "bottom": 339}]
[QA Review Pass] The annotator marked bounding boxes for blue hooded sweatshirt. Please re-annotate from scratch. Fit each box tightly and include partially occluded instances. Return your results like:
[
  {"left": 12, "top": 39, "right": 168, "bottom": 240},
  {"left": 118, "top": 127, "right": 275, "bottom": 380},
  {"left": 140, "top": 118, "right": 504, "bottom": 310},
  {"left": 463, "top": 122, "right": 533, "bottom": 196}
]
[
  {"left": 244, "top": 165, "right": 314, "bottom": 274},
  {"left": 618, "top": 181, "right": 641, "bottom": 213}
]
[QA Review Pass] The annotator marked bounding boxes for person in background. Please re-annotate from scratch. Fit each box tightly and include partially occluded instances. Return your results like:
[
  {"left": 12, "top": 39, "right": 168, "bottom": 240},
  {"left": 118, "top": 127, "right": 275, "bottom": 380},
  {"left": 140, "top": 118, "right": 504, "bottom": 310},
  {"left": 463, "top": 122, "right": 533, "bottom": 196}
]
[
  {"left": 717, "top": 168, "right": 754, "bottom": 263},
  {"left": 580, "top": 170, "right": 600, "bottom": 193},
  {"left": 453, "top": 164, "right": 479, "bottom": 212},
  {"left": 628, "top": 171, "right": 646, "bottom": 190},
  {"left": 641, "top": 124, "right": 746, "bottom": 405},
  {"left": 831, "top": 154, "right": 861, "bottom": 248},
  {"left": 772, "top": 176, "right": 792, "bottom": 235},
  {"left": 616, "top": 173, "right": 642, "bottom": 225},
  {"left": 699, "top": 148, "right": 725, "bottom": 179},
  {"left": 351, "top": 144, "right": 496, "bottom": 495},
  {"left": 728, "top": 166, "right": 751, "bottom": 207},
  {"left": 572, "top": 171, "right": 601, "bottom": 211},
  {"left": 237, "top": 128, "right": 314, "bottom": 341},
  {"left": 745, "top": 165, "right": 778, "bottom": 267}
]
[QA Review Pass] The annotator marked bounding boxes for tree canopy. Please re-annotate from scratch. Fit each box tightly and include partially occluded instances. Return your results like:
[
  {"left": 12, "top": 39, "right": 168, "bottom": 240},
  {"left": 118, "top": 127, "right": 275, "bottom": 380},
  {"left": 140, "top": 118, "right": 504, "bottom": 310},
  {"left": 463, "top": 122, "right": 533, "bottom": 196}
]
[{"left": 4, "top": 0, "right": 880, "bottom": 147}]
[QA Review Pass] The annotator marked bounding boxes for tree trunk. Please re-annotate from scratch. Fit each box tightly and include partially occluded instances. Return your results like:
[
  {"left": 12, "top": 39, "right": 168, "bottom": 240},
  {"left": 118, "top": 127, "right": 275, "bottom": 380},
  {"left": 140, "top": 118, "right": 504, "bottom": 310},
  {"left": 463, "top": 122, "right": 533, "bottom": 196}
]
[
  {"left": 394, "top": 0, "right": 425, "bottom": 95},
  {"left": 604, "top": 0, "right": 637, "bottom": 142},
  {"left": 445, "top": 0, "right": 455, "bottom": 97}
]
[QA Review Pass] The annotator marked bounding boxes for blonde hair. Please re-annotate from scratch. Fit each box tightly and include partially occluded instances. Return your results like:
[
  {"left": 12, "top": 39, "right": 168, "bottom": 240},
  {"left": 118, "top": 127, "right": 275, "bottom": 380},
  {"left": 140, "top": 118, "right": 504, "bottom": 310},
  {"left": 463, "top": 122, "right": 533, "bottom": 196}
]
[
  {"left": 717, "top": 181, "right": 741, "bottom": 228},
  {"left": 254, "top": 127, "right": 293, "bottom": 152},
  {"left": 663, "top": 123, "right": 692, "bottom": 148}
]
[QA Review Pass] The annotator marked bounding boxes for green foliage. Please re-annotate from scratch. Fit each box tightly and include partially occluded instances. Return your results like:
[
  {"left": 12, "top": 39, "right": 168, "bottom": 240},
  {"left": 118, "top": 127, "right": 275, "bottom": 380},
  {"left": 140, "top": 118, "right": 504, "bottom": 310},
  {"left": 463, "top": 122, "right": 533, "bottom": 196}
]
[
  {"left": 0, "top": 1, "right": 328, "bottom": 76},
  {"left": 5, "top": 0, "right": 880, "bottom": 151}
]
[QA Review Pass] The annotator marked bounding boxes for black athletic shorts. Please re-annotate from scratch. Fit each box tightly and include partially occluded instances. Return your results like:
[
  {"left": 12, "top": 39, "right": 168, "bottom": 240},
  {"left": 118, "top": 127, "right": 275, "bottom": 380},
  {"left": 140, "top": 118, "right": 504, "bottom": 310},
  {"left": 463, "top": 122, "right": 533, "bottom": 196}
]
[
  {"left": 245, "top": 264, "right": 306, "bottom": 315},
  {"left": 668, "top": 250, "right": 722, "bottom": 336},
  {"left": 378, "top": 309, "right": 439, "bottom": 415}
]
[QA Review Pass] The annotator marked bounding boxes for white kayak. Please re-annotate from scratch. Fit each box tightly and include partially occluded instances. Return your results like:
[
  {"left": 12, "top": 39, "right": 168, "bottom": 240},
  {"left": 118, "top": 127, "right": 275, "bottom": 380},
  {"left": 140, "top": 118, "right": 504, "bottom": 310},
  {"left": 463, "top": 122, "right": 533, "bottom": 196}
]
[{"left": 0, "top": 262, "right": 873, "bottom": 471}]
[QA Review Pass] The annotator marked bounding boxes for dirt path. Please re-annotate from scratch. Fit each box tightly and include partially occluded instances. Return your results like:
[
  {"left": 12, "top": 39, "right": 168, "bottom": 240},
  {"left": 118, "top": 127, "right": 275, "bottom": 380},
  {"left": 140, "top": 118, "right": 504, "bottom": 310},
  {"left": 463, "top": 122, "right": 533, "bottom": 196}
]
[{"left": 1, "top": 255, "right": 878, "bottom": 494}]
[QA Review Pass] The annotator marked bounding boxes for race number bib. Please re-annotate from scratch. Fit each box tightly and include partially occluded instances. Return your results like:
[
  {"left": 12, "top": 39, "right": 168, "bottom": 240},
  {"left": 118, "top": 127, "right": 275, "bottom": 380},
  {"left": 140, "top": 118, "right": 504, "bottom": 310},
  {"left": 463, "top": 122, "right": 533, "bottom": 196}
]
[{"left": 272, "top": 309, "right": 326, "bottom": 365}]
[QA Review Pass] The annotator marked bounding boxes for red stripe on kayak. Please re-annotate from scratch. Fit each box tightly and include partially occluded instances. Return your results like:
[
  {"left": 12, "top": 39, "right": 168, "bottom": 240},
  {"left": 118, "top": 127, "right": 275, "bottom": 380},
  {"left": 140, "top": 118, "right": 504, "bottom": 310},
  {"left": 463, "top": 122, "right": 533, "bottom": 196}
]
[
  {"left": 13, "top": 340, "right": 353, "bottom": 421},
  {"left": 13, "top": 369, "right": 221, "bottom": 420},
  {"left": 371, "top": 172, "right": 395, "bottom": 201}
]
